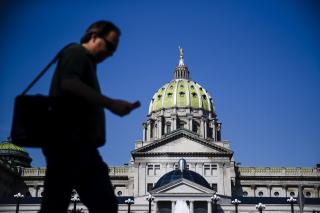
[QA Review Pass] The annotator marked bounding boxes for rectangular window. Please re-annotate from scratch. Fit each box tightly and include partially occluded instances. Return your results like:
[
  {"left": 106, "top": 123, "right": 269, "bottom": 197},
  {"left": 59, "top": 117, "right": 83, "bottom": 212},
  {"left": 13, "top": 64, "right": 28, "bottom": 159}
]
[
  {"left": 204, "top": 165, "right": 211, "bottom": 176},
  {"left": 204, "top": 164, "right": 217, "bottom": 176},
  {"left": 212, "top": 183, "right": 218, "bottom": 192},
  {"left": 147, "top": 183, "right": 154, "bottom": 192},
  {"left": 147, "top": 165, "right": 153, "bottom": 175},
  {"left": 154, "top": 164, "right": 160, "bottom": 175},
  {"left": 147, "top": 164, "right": 161, "bottom": 176}
]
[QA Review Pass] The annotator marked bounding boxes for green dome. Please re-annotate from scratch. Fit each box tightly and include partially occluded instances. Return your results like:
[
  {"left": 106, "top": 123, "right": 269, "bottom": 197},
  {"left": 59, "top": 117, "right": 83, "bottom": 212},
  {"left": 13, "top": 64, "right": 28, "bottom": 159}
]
[
  {"left": 0, "top": 142, "right": 25, "bottom": 152},
  {"left": 148, "top": 79, "right": 215, "bottom": 114},
  {"left": 0, "top": 139, "right": 32, "bottom": 167}
]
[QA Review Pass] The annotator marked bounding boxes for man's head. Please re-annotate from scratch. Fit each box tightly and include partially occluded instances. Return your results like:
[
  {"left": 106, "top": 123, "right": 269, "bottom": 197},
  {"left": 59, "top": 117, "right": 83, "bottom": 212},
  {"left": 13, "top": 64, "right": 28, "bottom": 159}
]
[{"left": 81, "top": 20, "right": 121, "bottom": 63}]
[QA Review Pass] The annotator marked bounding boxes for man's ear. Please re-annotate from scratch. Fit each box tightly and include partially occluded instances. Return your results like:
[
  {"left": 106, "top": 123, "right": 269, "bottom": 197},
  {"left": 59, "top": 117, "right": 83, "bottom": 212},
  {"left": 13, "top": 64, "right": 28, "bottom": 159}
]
[{"left": 89, "top": 33, "right": 99, "bottom": 43}]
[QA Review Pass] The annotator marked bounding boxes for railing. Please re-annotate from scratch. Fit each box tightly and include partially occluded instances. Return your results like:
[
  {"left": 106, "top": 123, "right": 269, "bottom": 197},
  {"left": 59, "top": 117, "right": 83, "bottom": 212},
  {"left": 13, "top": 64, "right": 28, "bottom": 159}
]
[
  {"left": 239, "top": 167, "right": 320, "bottom": 176},
  {"left": 21, "top": 166, "right": 129, "bottom": 177},
  {"left": 21, "top": 168, "right": 46, "bottom": 176},
  {"left": 109, "top": 166, "right": 129, "bottom": 176}
]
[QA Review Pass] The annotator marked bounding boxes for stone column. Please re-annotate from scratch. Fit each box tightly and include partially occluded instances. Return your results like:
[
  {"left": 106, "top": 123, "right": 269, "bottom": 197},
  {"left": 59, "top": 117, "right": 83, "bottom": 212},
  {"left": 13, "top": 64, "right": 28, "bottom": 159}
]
[
  {"left": 138, "top": 163, "right": 146, "bottom": 196},
  {"left": 158, "top": 117, "right": 163, "bottom": 138},
  {"left": 283, "top": 185, "right": 288, "bottom": 197},
  {"left": 154, "top": 201, "right": 158, "bottom": 213},
  {"left": 204, "top": 120, "right": 208, "bottom": 139},
  {"left": 189, "top": 201, "right": 194, "bottom": 213},
  {"left": 268, "top": 185, "right": 271, "bottom": 197},
  {"left": 187, "top": 115, "right": 193, "bottom": 131},
  {"left": 200, "top": 118, "right": 204, "bottom": 138},
  {"left": 207, "top": 201, "right": 212, "bottom": 213},
  {"left": 211, "top": 120, "right": 216, "bottom": 141},
  {"left": 251, "top": 185, "right": 256, "bottom": 197},
  {"left": 172, "top": 115, "right": 177, "bottom": 131},
  {"left": 171, "top": 200, "right": 175, "bottom": 213},
  {"left": 147, "top": 121, "right": 151, "bottom": 141},
  {"left": 134, "top": 163, "right": 139, "bottom": 196}
]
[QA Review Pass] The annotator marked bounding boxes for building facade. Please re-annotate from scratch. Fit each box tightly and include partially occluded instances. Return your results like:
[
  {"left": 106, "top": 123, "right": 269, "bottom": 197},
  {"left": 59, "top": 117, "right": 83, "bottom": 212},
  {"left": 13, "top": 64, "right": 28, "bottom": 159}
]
[{"left": 0, "top": 49, "right": 319, "bottom": 212}]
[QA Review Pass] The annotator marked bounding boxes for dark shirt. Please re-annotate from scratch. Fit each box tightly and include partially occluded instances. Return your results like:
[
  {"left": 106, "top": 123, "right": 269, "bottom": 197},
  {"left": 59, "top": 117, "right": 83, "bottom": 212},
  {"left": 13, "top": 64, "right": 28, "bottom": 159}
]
[{"left": 49, "top": 44, "right": 105, "bottom": 147}]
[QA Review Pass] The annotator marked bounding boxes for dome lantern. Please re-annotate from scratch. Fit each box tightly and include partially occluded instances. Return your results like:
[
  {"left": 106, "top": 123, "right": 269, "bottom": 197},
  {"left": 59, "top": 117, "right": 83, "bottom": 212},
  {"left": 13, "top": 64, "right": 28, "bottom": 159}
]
[{"left": 174, "top": 47, "right": 190, "bottom": 80}]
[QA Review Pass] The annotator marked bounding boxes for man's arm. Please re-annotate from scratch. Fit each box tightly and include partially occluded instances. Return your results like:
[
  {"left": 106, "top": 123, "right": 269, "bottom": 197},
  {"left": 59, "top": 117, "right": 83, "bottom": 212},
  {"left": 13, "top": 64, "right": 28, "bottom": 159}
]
[{"left": 61, "top": 78, "right": 139, "bottom": 116}]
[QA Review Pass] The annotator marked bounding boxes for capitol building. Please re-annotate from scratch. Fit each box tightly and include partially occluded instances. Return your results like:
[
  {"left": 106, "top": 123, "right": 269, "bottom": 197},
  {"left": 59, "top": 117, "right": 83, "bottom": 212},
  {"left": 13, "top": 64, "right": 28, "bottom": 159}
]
[{"left": 0, "top": 49, "right": 319, "bottom": 212}]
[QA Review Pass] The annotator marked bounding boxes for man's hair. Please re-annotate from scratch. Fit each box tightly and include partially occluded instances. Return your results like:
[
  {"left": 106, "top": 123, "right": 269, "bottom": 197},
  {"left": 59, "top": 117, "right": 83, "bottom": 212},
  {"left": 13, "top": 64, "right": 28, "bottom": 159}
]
[{"left": 80, "top": 20, "right": 121, "bottom": 44}]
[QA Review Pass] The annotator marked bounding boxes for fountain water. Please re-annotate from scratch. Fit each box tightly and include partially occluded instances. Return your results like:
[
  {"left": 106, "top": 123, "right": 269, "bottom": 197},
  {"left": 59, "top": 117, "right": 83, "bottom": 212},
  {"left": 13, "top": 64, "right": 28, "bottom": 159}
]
[{"left": 174, "top": 200, "right": 190, "bottom": 213}]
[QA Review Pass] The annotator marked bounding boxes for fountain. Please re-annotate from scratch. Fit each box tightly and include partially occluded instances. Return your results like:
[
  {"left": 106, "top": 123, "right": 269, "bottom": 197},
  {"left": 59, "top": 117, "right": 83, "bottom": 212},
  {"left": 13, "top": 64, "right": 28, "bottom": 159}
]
[{"left": 174, "top": 200, "right": 190, "bottom": 213}]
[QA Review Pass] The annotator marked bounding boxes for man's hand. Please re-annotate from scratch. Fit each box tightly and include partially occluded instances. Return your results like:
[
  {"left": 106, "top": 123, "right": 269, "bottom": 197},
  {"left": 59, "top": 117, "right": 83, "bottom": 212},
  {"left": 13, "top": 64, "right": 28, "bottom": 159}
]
[
  {"left": 108, "top": 100, "right": 140, "bottom": 117},
  {"left": 61, "top": 79, "right": 140, "bottom": 117}
]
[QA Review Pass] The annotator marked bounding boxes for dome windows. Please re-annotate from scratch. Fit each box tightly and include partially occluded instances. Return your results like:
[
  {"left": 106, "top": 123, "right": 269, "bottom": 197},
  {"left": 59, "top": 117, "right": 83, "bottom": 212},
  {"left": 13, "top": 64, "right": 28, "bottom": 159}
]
[{"left": 148, "top": 79, "right": 214, "bottom": 114}]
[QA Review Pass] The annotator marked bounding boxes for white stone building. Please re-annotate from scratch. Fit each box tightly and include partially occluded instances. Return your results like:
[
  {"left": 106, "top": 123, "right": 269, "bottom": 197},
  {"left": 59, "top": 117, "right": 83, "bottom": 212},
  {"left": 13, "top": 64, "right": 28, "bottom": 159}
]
[{"left": 0, "top": 49, "right": 319, "bottom": 212}]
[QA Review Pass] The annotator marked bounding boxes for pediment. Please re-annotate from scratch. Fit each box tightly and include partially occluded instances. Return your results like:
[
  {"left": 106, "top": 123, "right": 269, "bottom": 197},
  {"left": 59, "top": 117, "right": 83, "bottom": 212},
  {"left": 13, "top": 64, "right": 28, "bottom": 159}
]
[
  {"left": 132, "top": 130, "right": 233, "bottom": 157},
  {"left": 150, "top": 178, "right": 213, "bottom": 194},
  {"left": 149, "top": 137, "right": 217, "bottom": 153}
]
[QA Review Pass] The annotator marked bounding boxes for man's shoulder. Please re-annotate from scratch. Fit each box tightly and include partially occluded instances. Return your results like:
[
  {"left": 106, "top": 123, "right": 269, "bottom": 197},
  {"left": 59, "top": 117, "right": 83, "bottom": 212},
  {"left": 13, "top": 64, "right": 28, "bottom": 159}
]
[{"left": 62, "top": 43, "right": 88, "bottom": 58}]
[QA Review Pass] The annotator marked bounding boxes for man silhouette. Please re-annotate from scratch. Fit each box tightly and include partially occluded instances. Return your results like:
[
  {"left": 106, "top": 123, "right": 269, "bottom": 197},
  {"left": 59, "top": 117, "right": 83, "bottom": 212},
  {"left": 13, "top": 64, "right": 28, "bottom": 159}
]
[{"left": 40, "top": 20, "right": 140, "bottom": 213}]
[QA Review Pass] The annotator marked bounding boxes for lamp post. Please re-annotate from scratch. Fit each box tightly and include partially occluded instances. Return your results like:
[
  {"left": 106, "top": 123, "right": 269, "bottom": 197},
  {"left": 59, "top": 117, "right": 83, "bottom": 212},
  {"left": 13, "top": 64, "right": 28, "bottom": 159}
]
[
  {"left": 231, "top": 199, "right": 241, "bottom": 213},
  {"left": 211, "top": 193, "right": 220, "bottom": 213},
  {"left": 255, "top": 203, "right": 266, "bottom": 213},
  {"left": 125, "top": 198, "right": 134, "bottom": 213},
  {"left": 287, "top": 196, "right": 297, "bottom": 213},
  {"left": 14, "top": 192, "right": 24, "bottom": 213},
  {"left": 71, "top": 194, "right": 80, "bottom": 213},
  {"left": 146, "top": 193, "right": 155, "bottom": 213}
]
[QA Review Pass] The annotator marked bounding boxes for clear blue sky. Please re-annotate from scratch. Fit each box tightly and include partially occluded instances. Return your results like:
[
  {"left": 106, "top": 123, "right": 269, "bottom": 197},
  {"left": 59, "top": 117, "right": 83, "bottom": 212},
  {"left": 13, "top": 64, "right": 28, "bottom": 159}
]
[{"left": 1, "top": 0, "right": 319, "bottom": 167}]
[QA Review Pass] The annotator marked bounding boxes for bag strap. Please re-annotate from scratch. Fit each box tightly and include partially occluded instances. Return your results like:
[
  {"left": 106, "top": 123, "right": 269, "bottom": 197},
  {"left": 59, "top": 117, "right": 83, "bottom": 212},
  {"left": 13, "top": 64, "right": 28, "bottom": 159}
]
[{"left": 21, "top": 43, "right": 77, "bottom": 95}]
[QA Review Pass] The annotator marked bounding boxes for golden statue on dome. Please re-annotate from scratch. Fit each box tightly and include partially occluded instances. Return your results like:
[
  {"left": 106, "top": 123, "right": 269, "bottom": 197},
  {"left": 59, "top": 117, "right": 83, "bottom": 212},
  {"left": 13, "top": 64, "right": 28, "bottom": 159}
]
[{"left": 179, "top": 46, "right": 184, "bottom": 60}]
